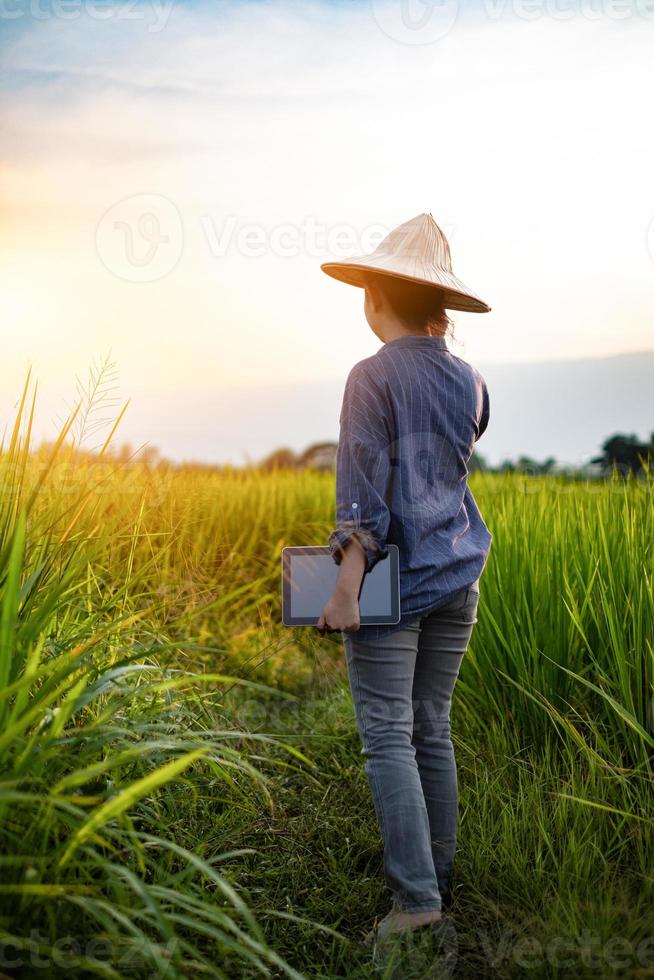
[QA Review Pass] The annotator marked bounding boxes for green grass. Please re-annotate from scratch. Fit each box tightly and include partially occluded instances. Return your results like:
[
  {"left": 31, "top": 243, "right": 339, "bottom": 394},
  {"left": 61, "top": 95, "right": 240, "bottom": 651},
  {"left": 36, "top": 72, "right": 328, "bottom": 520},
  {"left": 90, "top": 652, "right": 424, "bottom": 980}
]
[{"left": 0, "top": 378, "right": 652, "bottom": 977}]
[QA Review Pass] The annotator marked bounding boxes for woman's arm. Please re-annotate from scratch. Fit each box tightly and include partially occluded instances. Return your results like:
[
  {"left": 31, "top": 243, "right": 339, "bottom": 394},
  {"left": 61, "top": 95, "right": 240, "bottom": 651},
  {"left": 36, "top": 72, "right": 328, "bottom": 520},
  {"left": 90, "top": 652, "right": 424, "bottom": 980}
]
[
  {"left": 318, "top": 361, "right": 393, "bottom": 636},
  {"left": 317, "top": 537, "right": 366, "bottom": 635}
]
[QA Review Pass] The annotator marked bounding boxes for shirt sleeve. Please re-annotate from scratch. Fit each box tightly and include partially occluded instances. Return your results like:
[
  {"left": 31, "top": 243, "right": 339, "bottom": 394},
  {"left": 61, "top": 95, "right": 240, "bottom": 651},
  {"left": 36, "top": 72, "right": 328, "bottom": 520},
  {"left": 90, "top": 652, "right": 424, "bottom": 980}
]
[
  {"left": 476, "top": 377, "right": 490, "bottom": 441},
  {"left": 328, "top": 362, "right": 392, "bottom": 575}
]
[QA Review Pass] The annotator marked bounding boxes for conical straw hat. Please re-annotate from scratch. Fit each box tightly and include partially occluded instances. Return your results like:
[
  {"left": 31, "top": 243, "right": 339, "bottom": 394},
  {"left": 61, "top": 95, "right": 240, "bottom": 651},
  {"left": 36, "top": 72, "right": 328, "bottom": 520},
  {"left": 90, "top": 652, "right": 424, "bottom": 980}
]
[{"left": 321, "top": 212, "right": 490, "bottom": 314}]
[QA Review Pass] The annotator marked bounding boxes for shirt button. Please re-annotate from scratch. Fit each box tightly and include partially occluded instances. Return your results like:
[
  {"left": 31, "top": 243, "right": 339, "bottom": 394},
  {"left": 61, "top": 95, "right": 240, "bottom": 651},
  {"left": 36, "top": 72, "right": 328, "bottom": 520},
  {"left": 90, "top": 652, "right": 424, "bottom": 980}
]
[{"left": 351, "top": 502, "right": 358, "bottom": 509}]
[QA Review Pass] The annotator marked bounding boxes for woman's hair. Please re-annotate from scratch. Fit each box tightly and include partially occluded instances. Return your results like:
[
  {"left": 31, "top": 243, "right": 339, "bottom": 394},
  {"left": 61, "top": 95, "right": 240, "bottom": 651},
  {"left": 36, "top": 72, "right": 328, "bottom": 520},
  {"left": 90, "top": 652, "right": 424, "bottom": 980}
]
[{"left": 364, "top": 272, "right": 452, "bottom": 338}]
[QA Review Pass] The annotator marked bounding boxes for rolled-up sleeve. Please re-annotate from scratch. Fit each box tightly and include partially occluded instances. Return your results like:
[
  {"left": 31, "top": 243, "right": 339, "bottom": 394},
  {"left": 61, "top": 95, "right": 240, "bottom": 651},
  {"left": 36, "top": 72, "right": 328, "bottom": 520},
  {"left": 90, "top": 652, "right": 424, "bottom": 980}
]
[{"left": 328, "top": 362, "right": 392, "bottom": 574}]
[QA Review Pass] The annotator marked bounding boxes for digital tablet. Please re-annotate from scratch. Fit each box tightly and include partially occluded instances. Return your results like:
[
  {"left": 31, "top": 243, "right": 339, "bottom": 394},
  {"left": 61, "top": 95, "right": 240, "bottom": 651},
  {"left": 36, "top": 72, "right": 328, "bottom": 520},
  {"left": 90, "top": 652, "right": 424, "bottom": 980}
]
[{"left": 281, "top": 545, "right": 400, "bottom": 627}]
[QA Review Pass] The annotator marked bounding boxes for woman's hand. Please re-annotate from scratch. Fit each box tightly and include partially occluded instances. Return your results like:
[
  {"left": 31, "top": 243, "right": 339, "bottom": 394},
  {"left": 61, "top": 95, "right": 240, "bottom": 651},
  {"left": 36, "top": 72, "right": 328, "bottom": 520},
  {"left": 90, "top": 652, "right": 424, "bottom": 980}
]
[
  {"left": 317, "top": 537, "right": 366, "bottom": 636},
  {"left": 317, "top": 590, "right": 361, "bottom": 636}
]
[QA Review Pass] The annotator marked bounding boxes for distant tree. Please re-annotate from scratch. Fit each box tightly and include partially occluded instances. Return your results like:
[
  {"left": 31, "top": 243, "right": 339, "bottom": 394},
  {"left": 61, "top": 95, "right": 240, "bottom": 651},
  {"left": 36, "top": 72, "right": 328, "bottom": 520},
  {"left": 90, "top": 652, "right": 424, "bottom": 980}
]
[
  {"left": 115, "top": 442, "right": 135, "bottom": 465},
  {"left": 516, "top": 455, "right": 556, "bottom": 475},
  {"left": 138, "top": 445, "right": 162, "bottom": 468},
  {"left": 496, "top": 455, "right": 556, "bottom": 475},
  {"left": 258, "top": 447, "right": 298, "bottom": 471},
  {"left": 591, "top": 432, "right": 653, "bottom": 475},
  {"left": 297, "top": 442, "right": 338, "bottom": 471},
  {"left": 468, "top": 451, "right": 488, "bottom": 473}
]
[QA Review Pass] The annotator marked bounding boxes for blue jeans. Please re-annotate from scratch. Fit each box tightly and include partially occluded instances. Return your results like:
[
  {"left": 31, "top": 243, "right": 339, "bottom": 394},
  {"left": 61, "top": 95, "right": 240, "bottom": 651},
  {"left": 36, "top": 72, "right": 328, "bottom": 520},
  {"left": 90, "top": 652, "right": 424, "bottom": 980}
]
[{"left": 342, "top": 582, "right": 480, "bottom": 913}]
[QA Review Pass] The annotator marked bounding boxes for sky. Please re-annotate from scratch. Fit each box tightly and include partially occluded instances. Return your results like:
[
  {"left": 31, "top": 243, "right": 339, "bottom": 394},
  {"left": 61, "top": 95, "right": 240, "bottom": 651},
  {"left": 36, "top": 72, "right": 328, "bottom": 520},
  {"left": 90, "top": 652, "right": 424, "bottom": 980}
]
[{"left": 1, "top": 0, "right": 653, "bottom": 462}]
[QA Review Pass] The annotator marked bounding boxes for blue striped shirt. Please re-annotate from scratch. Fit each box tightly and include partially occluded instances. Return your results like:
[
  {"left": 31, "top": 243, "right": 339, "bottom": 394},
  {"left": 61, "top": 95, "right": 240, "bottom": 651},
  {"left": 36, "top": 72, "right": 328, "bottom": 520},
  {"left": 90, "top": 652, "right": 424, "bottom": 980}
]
[{"left": 328, "top": 334, "right": 492, "bottom": 641}]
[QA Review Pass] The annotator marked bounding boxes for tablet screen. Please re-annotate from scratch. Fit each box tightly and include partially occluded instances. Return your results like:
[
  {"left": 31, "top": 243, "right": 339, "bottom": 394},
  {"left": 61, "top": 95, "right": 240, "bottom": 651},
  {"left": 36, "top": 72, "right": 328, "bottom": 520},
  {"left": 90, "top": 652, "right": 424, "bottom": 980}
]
[{"left": 282, "top": 546, "right": 400, "bottom": 626}]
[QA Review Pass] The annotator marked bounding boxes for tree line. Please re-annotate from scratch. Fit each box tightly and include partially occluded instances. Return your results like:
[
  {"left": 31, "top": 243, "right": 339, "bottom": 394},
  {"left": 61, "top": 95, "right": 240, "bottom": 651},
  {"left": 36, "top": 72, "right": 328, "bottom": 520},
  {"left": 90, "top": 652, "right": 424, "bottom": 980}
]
[{"left": 257, "top": 431, "right": 654, "bottom": 477}]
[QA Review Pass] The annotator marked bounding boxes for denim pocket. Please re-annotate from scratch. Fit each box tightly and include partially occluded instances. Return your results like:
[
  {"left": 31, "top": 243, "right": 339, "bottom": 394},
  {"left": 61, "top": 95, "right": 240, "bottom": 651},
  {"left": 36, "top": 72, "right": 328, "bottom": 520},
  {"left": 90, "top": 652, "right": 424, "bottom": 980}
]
[
  {"left": 459, "top": 588, "right": 480, "bottom": 624},
  {"left": 430, "top": 587, "right": 479, "bottom": 624}
]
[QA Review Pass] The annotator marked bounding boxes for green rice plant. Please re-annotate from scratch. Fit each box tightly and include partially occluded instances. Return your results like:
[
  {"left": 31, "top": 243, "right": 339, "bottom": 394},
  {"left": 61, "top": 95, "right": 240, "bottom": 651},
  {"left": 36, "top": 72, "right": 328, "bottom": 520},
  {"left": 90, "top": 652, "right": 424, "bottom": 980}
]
[
  {"left": 457, "top": 472, "right": 653, "bottom": 761},
  {"left": 3, "top": 366, "right": 652, "bottom": 977},
  {"left": 0, "top": 381, "right": 306, "bottom": 978}
]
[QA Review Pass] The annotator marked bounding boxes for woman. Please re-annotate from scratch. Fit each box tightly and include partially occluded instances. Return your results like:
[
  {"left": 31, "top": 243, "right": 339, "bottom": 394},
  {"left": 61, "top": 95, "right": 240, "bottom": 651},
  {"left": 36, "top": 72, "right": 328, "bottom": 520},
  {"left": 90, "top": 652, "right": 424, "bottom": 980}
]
[{"left": 317, "top": 213, "right": 492, "bottom": 943}]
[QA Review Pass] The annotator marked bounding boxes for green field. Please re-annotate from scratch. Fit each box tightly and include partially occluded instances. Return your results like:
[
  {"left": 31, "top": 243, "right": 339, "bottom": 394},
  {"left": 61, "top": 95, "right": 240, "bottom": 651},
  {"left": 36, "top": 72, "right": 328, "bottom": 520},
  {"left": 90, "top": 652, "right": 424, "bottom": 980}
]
[{"left": 0, "top": 387, "right": 652, "bottom": 978}]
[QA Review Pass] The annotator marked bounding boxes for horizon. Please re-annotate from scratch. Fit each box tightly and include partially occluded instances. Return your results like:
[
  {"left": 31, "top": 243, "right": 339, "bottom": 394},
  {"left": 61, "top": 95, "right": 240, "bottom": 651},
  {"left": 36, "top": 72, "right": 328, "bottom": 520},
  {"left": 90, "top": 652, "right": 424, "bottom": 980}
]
[{"left": 4, "top": 347, "right": 653, "bottom": 469}]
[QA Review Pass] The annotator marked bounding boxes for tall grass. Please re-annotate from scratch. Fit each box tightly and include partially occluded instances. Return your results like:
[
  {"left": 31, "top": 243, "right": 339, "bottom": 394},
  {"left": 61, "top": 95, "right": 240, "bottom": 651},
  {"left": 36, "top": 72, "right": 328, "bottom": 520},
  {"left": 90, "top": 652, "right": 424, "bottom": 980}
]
[
  {"left": 461, "top": 472, "right": 653, "bottom": 765},
  {"left": 1, "top": 375, "right": 652, "bottom": 977},
  {"left": 105, "top": 457, "right": 652, "bottom": 776},
  {"left": 0, "top": 382, "right": 305, "bottom": 978}
]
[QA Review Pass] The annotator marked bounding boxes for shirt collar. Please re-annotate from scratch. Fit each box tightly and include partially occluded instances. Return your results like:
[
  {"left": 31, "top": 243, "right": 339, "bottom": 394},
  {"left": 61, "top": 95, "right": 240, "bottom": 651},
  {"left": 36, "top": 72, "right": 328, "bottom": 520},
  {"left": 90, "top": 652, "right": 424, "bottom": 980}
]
[{"left": 383, "top": 335, "right": 449, "bottom": 351}]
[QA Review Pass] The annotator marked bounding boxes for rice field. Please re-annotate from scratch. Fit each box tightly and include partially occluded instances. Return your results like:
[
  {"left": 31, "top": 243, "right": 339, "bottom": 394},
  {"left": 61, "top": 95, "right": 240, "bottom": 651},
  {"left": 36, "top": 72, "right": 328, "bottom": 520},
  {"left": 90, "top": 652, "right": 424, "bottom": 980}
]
[{"left": 0, "top": 381, "right": 652, "bottom": 978}]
